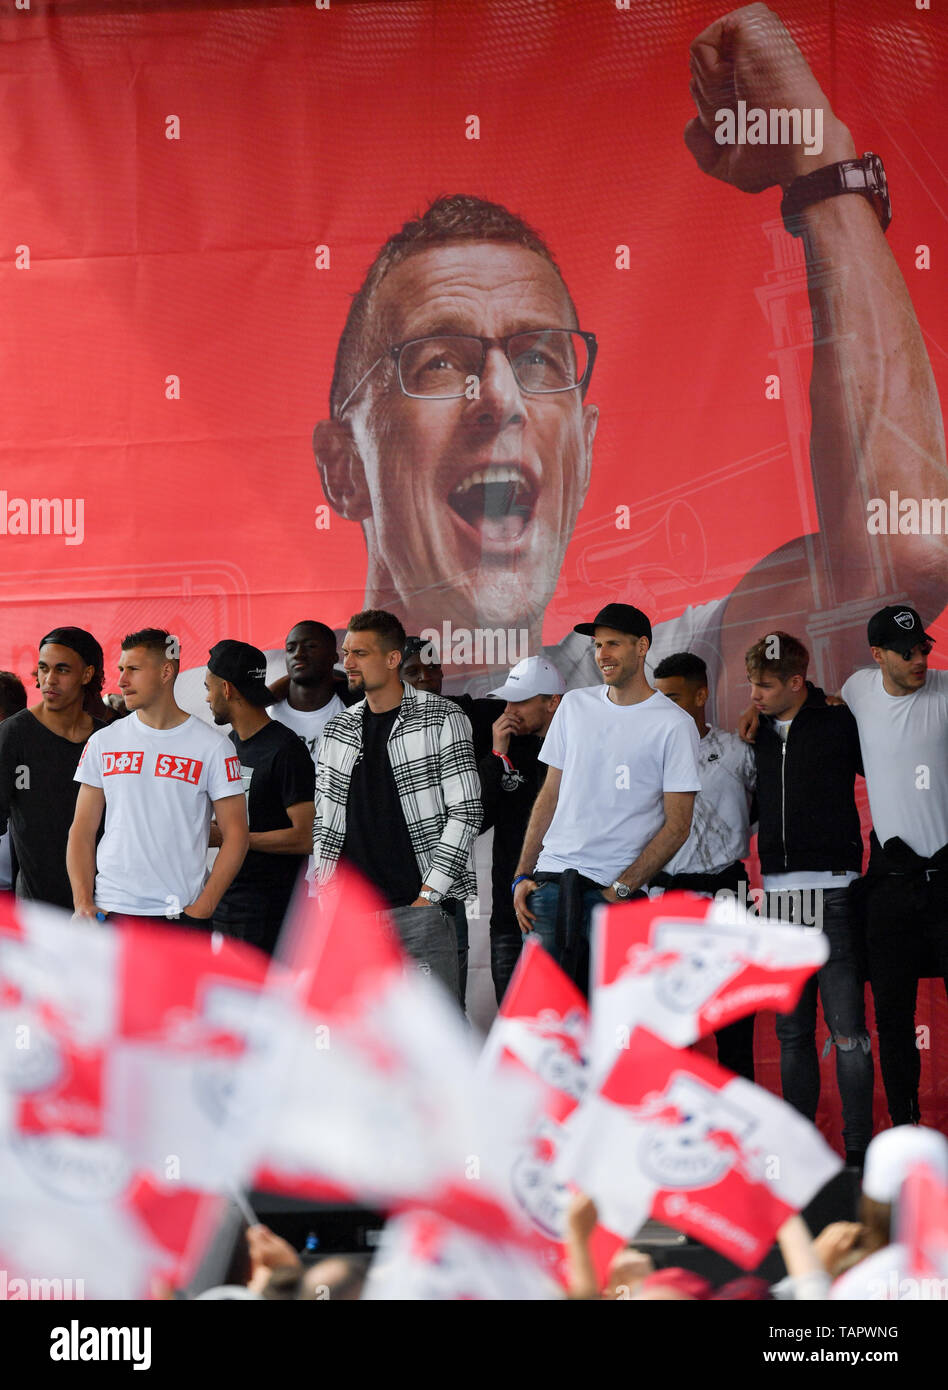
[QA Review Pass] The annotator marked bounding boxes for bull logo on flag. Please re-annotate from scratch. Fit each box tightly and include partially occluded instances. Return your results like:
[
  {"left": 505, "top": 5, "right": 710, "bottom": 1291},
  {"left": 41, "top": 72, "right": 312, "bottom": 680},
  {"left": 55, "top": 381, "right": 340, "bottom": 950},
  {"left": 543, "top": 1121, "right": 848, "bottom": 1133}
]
[
  {"left": 647, "top": 922, "right": 765, "bottom": 1014},
  {"left": 12, "top": 1133, "right": 131, "bottom": 1203},
  {"left": 637, "top": 1075, "right": 758, "bottom": 1190},
  {"left": 510, "top": 1116, "right": 571, "bottom": 1240},
  {"left": 525, "top": 1008, "right": 588, "bottom": 1101},
  {"left": 0, "top": 1011, "right": 63, "bottom": 1092}
]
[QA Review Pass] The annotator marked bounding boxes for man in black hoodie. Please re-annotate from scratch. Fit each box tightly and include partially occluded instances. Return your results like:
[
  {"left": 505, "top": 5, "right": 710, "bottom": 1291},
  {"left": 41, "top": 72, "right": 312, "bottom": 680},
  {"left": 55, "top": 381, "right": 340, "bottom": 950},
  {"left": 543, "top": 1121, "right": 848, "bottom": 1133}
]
[{"left": 746, "top": 631, "right": 873, "bottom": 1167}]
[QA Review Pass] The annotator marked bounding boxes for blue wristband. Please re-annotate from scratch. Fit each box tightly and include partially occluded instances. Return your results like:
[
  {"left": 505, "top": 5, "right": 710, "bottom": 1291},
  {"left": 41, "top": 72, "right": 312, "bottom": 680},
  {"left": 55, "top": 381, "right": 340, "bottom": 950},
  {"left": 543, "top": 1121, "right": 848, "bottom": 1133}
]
[{"left": 511, "top": 874, "right": 533, "bottom": 896}]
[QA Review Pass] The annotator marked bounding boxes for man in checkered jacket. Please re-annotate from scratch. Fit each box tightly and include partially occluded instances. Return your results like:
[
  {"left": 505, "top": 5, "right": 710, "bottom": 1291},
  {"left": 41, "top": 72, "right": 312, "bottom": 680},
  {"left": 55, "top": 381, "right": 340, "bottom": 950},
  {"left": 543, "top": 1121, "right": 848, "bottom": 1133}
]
[{"left": 313, "top": 609, "right": 481, "bottom": 998}]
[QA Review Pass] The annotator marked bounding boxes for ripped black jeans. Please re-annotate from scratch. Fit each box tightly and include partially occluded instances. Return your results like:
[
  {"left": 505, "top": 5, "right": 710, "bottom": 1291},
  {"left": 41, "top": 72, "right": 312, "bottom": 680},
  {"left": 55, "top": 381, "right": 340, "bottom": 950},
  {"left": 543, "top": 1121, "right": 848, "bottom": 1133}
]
[{"left": 768, "top": 887, "right": 874, "bottom": 1156}]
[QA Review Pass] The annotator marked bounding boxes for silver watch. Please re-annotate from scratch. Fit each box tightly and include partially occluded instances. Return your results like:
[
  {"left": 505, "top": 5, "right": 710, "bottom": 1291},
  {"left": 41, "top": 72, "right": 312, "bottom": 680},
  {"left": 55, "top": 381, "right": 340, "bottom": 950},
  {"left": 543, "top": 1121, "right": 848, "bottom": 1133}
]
[
  {"left": 611, "top": 880, "right": 633, "bottom": 900},
  {"left": 419, "top": 887, "right": 444, "bottom": 905}
]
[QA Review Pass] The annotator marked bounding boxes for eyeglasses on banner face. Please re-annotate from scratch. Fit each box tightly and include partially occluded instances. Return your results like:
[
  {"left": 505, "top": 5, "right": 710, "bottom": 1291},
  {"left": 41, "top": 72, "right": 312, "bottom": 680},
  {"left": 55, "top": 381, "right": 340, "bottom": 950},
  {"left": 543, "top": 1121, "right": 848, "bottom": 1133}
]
[{"left": 336, "top": 329, "right": 597, "bottom": 417}]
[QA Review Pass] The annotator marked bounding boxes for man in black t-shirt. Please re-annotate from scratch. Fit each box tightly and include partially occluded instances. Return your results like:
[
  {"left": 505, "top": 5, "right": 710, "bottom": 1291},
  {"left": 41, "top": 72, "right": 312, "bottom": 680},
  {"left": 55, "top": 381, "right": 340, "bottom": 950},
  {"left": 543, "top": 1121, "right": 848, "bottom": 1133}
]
[
  {"left": 0, "top": 627, "right": 105, "bottom": 910},
  {"left": 205, "top": 640, "right": 315, "bottom": 955},
  {"left": 479, "top": 656, "right": 564, "bottom": 1003}
]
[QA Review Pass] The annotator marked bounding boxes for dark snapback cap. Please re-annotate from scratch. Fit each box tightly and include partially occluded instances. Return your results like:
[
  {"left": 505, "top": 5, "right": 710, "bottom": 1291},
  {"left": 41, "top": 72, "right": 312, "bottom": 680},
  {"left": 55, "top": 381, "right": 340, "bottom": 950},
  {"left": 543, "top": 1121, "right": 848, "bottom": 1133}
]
[
  {"left": 574, "top": 603, "right": 652, "bottom": 643},
  {"left": 867, "top": 606, "right": 933, "bottom": 654},
  {"left": 207, "top": 640, "right": 272, "bottom": 706}
]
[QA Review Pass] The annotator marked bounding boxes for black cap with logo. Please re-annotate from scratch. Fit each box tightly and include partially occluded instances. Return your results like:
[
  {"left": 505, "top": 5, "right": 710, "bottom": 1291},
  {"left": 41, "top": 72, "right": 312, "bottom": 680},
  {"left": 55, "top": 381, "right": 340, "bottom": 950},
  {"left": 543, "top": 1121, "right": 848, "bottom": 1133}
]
[
  {"left": 207, "top": 640, "right": 272, "bottom": 706},
  {"left": 574, "top": 603, "right": 652, "bottom": 643},
  {"left": 866, "top": 606, "right": 934, "bottom": 658}
]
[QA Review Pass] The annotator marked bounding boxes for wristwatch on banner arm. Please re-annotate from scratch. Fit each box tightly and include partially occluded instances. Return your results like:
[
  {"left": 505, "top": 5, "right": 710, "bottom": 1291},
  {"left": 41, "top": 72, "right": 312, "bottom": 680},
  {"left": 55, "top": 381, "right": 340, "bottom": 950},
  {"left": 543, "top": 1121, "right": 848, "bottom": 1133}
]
[{"left": 781, "top": 153, "right": 891, "bottom": 236}]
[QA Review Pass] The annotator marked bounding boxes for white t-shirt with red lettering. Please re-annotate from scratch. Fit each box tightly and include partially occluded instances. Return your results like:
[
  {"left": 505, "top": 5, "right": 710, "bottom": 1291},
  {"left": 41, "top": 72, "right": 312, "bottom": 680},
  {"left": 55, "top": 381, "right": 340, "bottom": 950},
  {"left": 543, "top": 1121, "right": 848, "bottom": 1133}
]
[{"left": 75, "top": 712, "right": 245, "bottom": 915}]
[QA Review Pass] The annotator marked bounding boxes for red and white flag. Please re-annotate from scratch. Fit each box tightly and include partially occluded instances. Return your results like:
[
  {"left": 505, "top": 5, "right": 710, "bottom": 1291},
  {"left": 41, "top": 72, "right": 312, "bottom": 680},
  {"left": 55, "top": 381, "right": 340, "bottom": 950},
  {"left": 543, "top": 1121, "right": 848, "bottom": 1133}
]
[
  {"left": 589, "top": 892, "right": 828, "bottom": 1073},
  {"left": 480, "top": 936, "right": 624, "bottom": 1286},
  {"left": 559, "top": 1026, "right": 841, "bottom": 1270},
  {"left": 901, "top": 1161, "right": 948, "bottom": 1282},
  {"left": 0, "top": 896, "right": 271, "bottom": 1299},
  {"left": 362, "top": 1208, "right": 558, "bottom": 1301},
  {"left": 251, "top": 868, "right": 537, "bottom": 1246}
]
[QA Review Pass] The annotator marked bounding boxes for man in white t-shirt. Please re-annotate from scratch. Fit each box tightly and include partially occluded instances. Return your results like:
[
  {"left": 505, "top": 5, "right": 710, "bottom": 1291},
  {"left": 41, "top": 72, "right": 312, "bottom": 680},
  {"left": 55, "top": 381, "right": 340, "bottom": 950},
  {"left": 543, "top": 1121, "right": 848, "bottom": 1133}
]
[
  {"left": 512, "top": 603, "right": 700, "bottom": 992},
  {"left": 841, "top": 605, "right": 948, "bottom": 1127},
  {"left": 267, "top": 620, "right": 349, "bottom": 896},
  {"left": 652, "top": 650, "right": 757, "bottom": 1082},
  {"left": 67, "top": 628, "right": 249, "bottom": 925}
]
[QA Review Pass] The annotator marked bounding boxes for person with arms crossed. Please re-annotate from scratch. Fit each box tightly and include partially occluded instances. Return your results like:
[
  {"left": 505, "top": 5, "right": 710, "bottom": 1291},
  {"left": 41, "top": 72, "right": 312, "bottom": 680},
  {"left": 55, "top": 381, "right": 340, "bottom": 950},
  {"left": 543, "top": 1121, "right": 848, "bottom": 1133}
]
[
  {"left": 513, "top": 604, "right": 700, "bottom": 993},
  {"left": 652, "top": 650, "right": 757, "bottom": 1082},
  {"left": 313, "top": 609, "right": 481, "bottom": 999},
  {"left": 67, "top": 629, "right": 248, "bottom": 927},
  {"left": 840, "top": 606, "right": 948, "bottom": 1128},
  {"left": 205, "top": 640, "right": 315, "bottom": 956},
  {"left": 747, "top": 631, "right": 873, "bottom": 1167},
  {"left": 0, "top": 629, "right": 106, "bottom": 911}
]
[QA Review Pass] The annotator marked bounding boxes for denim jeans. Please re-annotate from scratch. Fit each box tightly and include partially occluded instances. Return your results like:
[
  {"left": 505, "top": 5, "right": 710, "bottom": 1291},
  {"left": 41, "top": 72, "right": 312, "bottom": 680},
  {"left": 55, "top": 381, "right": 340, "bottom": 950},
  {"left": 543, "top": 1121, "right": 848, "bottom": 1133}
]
[
  {"left": 387, "top": 903, "right": 460, "bottom": 1003},
  {"left": 490, "top": 915, "right": 524, "bottom": 1006},
  {"left": 768, "top": 887, "right": 874, "bottom": 1155},
  {"left": 525, "top": 879, "right": 618, "bottom": 995},
  {"left": 449, "top": 899, "right": 469, "bottom": 1013}
]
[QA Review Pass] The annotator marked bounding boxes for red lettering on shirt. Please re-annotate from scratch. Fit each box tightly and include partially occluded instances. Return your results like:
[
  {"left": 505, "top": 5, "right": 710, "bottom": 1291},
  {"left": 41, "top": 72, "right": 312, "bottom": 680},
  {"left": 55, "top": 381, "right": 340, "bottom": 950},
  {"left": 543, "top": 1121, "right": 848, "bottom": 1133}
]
[
  {"left": 101, "top": 751, "right": 144, "bottom": 776},
  {"left": 154, "top": 754, "right": 203, "bottom": 785},
  {"left": 225, "top": 756, "right": 242, "bottom": 783}
]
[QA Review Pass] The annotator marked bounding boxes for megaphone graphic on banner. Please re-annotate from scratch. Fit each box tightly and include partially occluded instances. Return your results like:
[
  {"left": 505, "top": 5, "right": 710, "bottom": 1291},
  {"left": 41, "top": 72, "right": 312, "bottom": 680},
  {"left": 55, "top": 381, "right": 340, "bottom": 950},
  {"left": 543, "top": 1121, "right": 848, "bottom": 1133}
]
[{"left": 576, "top": 499, "right": 708, "bottom": 593}]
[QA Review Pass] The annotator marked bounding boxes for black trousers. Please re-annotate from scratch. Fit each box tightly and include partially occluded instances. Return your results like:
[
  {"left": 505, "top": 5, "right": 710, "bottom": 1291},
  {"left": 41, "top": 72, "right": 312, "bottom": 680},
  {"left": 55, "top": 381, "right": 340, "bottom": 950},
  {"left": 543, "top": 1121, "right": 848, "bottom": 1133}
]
[
  {"left": 651, "top": 861, "right": 756, "bottom": 1083},
  {"left": 864, "top": 844, "right": 948, "bottom": 1125}
]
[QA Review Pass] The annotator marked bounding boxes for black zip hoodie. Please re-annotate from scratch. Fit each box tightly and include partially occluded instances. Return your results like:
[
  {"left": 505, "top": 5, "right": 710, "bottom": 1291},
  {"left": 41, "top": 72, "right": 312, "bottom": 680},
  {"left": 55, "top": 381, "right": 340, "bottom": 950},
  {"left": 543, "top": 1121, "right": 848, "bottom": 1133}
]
[{"left": 754, "top": 682, "right": 863, "bottom": 875}]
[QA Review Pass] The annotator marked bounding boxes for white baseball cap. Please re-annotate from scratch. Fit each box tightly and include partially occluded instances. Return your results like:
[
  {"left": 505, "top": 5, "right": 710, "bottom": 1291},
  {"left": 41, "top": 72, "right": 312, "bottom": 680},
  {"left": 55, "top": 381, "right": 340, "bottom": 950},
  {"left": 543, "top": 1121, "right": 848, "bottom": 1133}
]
[
  {"left": 488, "top": 656, "right": 566, "bottom": 702},
  {"left": 862, "top": 1125, "right": 948, "bottom": 1203}
]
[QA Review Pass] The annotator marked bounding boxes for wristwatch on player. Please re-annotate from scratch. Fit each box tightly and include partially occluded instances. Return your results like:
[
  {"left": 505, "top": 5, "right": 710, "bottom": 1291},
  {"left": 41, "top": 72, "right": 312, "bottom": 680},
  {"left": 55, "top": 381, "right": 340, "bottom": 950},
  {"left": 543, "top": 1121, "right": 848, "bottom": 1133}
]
[
  {"left": 418, "top": 887, "right": 444, "bottom": 905},
  {"left": 611, "top": 880, "right": 634, "bottom": 900},
  {"left": 780, "top": 153, "right": 891, "bottom": 236}
]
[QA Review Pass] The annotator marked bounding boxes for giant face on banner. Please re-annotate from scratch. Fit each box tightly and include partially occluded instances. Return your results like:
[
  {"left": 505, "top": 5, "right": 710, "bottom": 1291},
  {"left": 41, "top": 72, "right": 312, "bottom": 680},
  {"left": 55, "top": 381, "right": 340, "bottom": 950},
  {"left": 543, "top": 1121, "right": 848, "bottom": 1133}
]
[{"left": 2, "top": 0, "right": 945, "bottom": 735}]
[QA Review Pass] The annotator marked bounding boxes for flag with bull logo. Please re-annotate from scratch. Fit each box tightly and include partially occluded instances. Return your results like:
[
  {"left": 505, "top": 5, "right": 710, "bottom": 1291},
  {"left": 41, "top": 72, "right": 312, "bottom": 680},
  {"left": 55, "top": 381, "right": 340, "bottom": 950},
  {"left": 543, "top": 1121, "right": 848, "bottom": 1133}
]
[
  {"left": 251, "top": 868, "right": 541, "bottom": 1247},
  {"left": 560, "top": 1027, "right": 841, "bottom": 1270},
  {"left": 480, "top": 936, "right": 624, "bottom": 1286},
  {"left": 589, "top": 892, "right": 828, "bottom": 1075},
  {"left": 0, "top": 895, "right": 271, "bottom": 1299}
]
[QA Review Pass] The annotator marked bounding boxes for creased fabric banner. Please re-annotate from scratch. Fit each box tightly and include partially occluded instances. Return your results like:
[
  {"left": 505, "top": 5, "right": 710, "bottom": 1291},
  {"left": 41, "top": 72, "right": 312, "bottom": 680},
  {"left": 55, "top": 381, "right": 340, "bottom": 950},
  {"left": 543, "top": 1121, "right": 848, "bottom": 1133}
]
[
  {"left": 588, "top": 892, "right": 828, "bottom": 1074},
  {"left": 0, "top": 896, "right": 269, "bottom": 1299},
  {"left": 479, "top": 936, "right": 623, "bottom": 1286},
  {"left": 560, "top": 1026, "right": 841, "bottom": 1270}
]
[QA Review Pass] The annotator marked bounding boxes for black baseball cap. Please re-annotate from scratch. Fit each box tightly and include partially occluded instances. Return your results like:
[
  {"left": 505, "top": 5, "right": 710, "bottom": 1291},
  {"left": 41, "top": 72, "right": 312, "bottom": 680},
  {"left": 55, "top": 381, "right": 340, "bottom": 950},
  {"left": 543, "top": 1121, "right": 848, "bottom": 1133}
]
[
  {"left": 207, "top": 640, "right": 272, "bottom": 706},
  {"left": 867, "top": 606, "right": 934, "bottom": 656},
  {"left": 574, "top": 603, "right": 652, "bottom": 643}
]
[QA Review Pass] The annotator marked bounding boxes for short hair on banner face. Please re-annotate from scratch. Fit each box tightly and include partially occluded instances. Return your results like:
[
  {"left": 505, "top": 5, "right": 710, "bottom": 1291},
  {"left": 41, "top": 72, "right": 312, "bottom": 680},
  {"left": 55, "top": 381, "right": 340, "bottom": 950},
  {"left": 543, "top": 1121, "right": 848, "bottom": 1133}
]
[
  {"left": 121, "top": 628, "right": 181, "bottom": 674},
  {"left": 0, "top": 671, "right": 27, "bottom": 719},
  {"left": 346, "top": 609, "right": 407, "bottom": 657},
  {"left": 653, "top": 651, "right": 708, "bottom": 685},
  {"left": 330, "top": 193, "right": 580, "bottom": 416},
  {"left": 745, "top": 631, "right": 809, "bottom": 682}
]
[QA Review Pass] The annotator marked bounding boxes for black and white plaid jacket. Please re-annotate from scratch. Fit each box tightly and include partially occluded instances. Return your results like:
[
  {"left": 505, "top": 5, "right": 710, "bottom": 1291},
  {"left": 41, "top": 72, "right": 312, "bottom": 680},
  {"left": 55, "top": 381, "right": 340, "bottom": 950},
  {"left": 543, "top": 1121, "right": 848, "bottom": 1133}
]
[{"left": 313, "top": 681, "right": 481, "bottom": 899}]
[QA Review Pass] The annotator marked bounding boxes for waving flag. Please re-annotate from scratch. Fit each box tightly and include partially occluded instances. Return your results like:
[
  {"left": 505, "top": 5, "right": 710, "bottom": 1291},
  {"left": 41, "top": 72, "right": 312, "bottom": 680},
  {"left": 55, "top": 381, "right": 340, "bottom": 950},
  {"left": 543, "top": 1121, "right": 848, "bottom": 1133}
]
[
  {"left": 0, "top": 895, "right": 271, "bottom": 1299},
  {"left": 251, "top": 868, "right": 539, "bottom": 1247},
  {"left": 560, "top": 1027, "right": 841, "bottom": 1270},
  {"left": 901, "top": 1162, "right": 948, "bottom": 1282},
  {"left": 362, "top": 1208, "right": 558, "bottom": 1301},
  {"left": 480, "top": 937, "right": 624, "bottom": 1286},
  {"left": 589, "top": 892, "right": 828, "bottom": 1075}
]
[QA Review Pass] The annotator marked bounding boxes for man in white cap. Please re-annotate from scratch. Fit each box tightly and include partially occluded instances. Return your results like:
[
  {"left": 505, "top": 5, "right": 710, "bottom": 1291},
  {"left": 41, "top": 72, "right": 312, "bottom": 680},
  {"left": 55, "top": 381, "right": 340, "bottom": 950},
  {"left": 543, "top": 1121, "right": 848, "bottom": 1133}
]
[{"left": 479, "top": 655, "right": 565, "bottom": 1003}]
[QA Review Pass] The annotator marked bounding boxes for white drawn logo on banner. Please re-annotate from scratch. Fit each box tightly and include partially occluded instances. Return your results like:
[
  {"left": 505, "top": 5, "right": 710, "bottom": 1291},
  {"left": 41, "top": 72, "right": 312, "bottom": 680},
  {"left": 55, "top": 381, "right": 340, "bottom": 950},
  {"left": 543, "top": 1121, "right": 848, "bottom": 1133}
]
[
  {"left": 647, "top": 923, "right": 752, "bottom": 1014},
  {"left": 637, "top": 1076, "right": 757, "bottom": 1190}
]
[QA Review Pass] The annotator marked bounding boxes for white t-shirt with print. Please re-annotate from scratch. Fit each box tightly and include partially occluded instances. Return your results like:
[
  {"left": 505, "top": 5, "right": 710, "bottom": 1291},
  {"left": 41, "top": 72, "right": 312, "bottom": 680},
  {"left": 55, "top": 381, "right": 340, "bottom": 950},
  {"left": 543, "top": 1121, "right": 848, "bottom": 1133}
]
[
  {"left": 75, "top": 712, "right": 245, "bottom": 915},
  {"left": 267, "top": 694, "right": 345, "bottom": 765},
  {"left": 663, "top": 724, "right": 755, "bottom": 876},
  {"left": 841, "top": 666, "right": 948, "bottom": 858},
  {"left": 537, "top": 685, "right": 701, "bottom": 885}
]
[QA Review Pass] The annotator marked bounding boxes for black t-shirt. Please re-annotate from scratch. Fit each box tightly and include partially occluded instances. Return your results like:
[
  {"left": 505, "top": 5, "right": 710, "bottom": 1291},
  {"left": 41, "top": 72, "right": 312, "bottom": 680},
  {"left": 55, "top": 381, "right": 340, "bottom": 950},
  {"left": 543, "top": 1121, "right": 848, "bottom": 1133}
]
[
  {"left": 479, "top": 733, "right": 548, "bottom": 930},
  {"left": 341, "top": 704, "right": 421, "bottom": 908},
  {"left": 0, "top": 708, "right": 104, "bottom": 910},
  {"left": 214, "top": 718, "right": 316, "bottom": 926}
]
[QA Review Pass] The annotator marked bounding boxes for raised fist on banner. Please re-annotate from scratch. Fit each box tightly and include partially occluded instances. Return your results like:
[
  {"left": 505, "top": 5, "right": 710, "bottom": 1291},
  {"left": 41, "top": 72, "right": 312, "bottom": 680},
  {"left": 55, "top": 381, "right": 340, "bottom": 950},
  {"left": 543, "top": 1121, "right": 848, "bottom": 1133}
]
[{"left": 685, "top": 3, "right": 855, "bottom": 192}]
